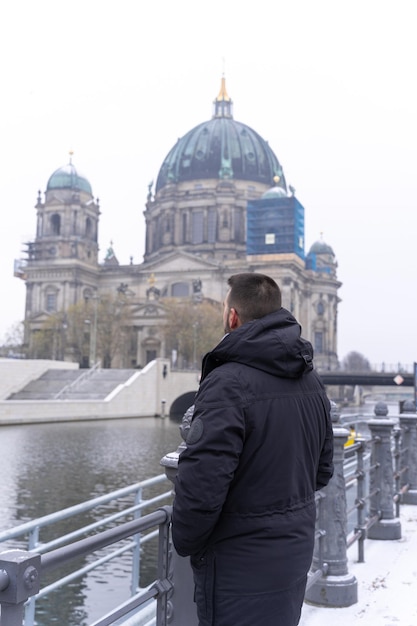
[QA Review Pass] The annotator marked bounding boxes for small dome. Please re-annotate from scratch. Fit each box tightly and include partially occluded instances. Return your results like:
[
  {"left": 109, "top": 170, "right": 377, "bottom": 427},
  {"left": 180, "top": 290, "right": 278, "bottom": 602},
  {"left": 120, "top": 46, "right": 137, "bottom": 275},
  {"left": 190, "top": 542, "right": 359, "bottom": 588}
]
[
  {"left": 306, "top": 236, "right": 337, "bottom": 276},
  {"left": 262, "top": 186, "right": 288, "bottom": 199},
  {"left": 308, "top": 238, "right": 334, "bottom": 256},
  {"left": 47, "top": 162, "right": 92, "bottom": 195}
]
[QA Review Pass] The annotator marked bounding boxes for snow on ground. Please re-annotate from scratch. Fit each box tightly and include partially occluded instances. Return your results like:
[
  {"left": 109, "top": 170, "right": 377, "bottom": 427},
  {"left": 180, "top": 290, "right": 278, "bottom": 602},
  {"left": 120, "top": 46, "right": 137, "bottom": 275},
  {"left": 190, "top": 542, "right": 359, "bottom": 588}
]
[{"left": 300, "top": 505, "right": 417, "bottom": 626}]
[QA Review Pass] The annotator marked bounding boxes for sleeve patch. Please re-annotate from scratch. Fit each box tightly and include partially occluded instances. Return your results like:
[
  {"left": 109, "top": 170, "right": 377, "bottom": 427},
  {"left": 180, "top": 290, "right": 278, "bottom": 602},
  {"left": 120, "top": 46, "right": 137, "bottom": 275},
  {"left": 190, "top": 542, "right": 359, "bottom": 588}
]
[{"left": 186, "top": 417, "right": 204, "bottom": 445}]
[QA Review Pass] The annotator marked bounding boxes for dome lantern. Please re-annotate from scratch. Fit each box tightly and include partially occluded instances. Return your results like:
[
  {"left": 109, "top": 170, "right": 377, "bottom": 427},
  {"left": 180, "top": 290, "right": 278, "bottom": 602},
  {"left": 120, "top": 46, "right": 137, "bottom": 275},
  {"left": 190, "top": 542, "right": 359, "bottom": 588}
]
[
  {"left": 213, "top": 75, "right": 233, "bottom": 118},
  {"left": 155, "top": 78, "right": 286, "bottom": 193}
]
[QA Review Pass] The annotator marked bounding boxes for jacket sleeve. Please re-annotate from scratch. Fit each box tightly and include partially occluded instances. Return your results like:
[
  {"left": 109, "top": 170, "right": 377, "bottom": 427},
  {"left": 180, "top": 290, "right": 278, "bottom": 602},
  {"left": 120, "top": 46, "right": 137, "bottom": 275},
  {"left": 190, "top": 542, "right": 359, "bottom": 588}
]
[
  {"left": 172, "top": 368, "right": 245, "bottom": 557},
  {"left": 315, "top": 395, "right": 334, "bottom": 490}
]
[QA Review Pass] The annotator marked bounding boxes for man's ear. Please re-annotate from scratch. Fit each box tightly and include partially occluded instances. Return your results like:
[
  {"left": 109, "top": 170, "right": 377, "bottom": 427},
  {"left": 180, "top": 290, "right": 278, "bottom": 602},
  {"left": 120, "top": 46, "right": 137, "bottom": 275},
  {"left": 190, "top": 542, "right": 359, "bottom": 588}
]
[{"left": 229, "top": 307, "right": 240, "bottom": 330}]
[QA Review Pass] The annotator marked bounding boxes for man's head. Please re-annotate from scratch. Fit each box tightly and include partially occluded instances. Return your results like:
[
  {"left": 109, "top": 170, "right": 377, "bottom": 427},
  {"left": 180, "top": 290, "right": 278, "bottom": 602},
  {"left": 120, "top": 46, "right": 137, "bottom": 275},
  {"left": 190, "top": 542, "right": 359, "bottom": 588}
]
[{"left": 223, "top": 273, "right": 282, "bottom": 333}]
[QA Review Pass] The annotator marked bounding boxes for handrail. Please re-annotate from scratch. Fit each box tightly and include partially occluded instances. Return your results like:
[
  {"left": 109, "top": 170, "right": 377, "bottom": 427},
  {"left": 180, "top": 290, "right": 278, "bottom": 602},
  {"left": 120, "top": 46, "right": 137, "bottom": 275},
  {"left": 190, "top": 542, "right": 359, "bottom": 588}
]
[
  {"left": 305, "top": 402, "right": 416, "bottom": 608},
  {"left": 0, "top": 473, "right": 172, "bottom": 626},
  {"left": 54, "top": 361, "right": 100, "bottom": 399},
  {"left": 42, "top": 508, "right": 170, "bottom": 572},
  {"left": 1, "top": 402, "right": 416, "bottom": 622},
  {"left": 0, "top": 474, "right": 168, "bottom": 543},
  {"left": 0, "top": 507, "right": 173, "bottom": 626}
]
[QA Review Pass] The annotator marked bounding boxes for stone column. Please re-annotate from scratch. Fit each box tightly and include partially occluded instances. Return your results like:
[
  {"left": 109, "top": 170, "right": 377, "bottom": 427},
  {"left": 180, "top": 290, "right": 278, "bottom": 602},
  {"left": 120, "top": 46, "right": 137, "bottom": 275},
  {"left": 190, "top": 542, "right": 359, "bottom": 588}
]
[
  {"left": 305, "top": 403, "right": 358, "bottom": 607},
  {"left": 367, "top": 402, "right": 401, "bottom": 539},
  {"left": 399, "top": 400, "right": 417, "bottom": 505}
]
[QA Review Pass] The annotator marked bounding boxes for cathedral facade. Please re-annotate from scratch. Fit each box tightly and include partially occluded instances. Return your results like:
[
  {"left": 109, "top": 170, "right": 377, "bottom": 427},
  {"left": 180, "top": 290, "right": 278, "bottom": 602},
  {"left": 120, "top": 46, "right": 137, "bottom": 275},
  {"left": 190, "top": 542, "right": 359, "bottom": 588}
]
[{"left": 19, "top": 78, "right": 341, "bottom": 371}]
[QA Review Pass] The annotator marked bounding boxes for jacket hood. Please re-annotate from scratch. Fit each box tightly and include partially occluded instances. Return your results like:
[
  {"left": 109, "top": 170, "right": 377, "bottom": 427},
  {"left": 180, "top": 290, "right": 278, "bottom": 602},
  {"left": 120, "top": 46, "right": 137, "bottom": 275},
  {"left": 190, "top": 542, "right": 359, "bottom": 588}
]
[{"left": 202, "top": 307, "right": 314, "bottom": 381}]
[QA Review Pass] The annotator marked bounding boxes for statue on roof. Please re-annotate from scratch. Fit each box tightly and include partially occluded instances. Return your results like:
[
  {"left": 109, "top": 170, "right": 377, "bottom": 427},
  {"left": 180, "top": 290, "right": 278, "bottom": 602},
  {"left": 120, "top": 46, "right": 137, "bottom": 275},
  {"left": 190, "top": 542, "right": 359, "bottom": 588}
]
[
  {"left": 104, "top": 241, "right": 119, "bottom": 266},
  {"left": 147, "top": 273, "right": 160, "bottom": 300},
  {"left": 147, "top": 180, "right": 154, "bottom": 202}
]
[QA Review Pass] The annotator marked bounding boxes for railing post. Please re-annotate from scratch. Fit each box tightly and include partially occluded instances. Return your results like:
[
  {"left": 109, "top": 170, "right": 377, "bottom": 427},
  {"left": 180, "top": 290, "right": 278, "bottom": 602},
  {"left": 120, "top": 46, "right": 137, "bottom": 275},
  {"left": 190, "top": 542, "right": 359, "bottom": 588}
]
[
  {"left": 156, "top": 507, "right": 174, "bottom": 626},
  {"left": 355, "top": 438, "right": 367, "bottom": 562},
  {"left": 304, "top": 403, "right": 358, "bottom": 607},
  {"left": 0, "top": 550, "right": 41, "bottom": 626},
  {"left": 131, "top": 486, "right": 143, "bottom": 595},
  {"left": 399, "top": 400, "right": 417, "bottom": 505},
  {"left": 160, "top": 438, "right": 198, "bottom": 626},
  {"left": 393, "top": 426, "right": 402, "bottom": 518},
  {"left": 367, "top": 402, "right": 401, "bottom": 539}
]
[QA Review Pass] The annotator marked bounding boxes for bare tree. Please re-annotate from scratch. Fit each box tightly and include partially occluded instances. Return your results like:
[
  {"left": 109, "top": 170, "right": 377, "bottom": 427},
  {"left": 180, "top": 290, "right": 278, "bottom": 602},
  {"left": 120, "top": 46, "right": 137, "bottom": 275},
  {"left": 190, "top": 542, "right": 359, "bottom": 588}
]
[
  {"left": 94, "top": 293, "right": 133, "bottom": 368},
  {"left": 27, "top": 313, "right": 65, "bottom": 360},
  {"left": 163, "top": 299, "right": 223, "bottom": 368},
  {"left": 66, "top": 302, "right": 92, "bottom": 365},
  {"left": 0, "top": 321, "right": 25, "bottom": 358},
  {"left": 341, "top": 351, "right": 371, "bottom": 372},
  {"left": 26, "top": 293, "right": 133, "bottom": 367}
]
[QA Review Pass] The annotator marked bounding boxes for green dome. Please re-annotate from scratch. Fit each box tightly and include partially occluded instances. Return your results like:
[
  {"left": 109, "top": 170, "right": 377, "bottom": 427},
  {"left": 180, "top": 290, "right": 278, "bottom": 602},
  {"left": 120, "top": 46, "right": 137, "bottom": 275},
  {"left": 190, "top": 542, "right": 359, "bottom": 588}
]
[
  {"left": 156, "top": 79, "right": 286, "bottom": 193},
  {"left": 47, "top": 162, "right": 92, "bottom": 194}
]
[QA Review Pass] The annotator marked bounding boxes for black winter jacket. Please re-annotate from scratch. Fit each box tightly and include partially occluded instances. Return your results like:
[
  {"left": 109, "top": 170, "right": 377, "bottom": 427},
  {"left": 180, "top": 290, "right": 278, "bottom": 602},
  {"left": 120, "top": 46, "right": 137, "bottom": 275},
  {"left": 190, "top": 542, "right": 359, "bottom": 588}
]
[{"left": 172, "top": 308, "right": 334, "bottom": 626}]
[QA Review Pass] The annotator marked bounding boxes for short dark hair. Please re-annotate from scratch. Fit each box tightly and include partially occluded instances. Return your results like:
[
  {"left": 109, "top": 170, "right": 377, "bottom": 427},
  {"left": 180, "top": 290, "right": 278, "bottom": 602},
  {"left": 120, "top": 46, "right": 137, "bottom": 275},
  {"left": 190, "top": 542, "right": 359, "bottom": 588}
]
[{"left": 227, "top": 273, "right": 282, "bottom": 324}]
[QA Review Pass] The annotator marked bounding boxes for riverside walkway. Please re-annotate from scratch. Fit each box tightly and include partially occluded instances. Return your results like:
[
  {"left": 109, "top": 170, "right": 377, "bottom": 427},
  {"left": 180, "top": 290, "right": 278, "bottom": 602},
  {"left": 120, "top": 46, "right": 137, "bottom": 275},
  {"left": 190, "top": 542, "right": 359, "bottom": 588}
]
[
  {"left": 1, "top": 393, "right": 416, "bottom": 625},
  {"left": 300, "top": 503, "right": 417, "bottom": 625}
]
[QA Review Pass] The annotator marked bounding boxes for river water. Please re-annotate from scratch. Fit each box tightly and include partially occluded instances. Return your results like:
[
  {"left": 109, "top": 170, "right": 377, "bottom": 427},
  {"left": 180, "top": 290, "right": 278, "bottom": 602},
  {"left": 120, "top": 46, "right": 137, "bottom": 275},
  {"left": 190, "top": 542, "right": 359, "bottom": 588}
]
[
  {"left": 0, "top": 399, "right": 404, "bottom": 624},
  {"left": 0, "top": 417, "right": 182, "bottom": 625}
]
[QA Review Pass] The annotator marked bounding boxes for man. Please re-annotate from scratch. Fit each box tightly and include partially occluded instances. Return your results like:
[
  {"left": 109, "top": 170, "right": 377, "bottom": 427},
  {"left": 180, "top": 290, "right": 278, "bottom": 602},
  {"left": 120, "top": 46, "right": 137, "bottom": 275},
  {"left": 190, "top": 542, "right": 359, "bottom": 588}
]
[{"left": 172, "top": 273, "right": 333, "bottom": 626}]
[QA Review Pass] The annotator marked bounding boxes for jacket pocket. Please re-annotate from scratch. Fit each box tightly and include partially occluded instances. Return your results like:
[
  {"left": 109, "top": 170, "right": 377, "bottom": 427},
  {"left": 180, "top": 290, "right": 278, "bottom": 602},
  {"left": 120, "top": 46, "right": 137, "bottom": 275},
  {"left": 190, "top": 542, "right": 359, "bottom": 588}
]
[{"left": 190, "top": 550, "right": 216, "bottom": 625}]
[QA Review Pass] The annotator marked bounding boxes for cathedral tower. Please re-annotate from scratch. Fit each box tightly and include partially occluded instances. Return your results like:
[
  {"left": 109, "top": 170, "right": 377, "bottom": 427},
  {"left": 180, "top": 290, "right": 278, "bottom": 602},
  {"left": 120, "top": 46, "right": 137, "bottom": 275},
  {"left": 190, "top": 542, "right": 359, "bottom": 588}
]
[{"left": 23, "top": 158, "right": 100, "bottom": 356}]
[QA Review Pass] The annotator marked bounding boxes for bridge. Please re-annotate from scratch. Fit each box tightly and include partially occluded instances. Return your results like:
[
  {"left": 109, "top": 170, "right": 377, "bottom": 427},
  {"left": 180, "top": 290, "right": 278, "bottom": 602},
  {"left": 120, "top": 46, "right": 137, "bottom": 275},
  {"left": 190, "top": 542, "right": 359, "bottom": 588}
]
[{"left": 319, "top": 371, "right": 414, "bottom": 387}]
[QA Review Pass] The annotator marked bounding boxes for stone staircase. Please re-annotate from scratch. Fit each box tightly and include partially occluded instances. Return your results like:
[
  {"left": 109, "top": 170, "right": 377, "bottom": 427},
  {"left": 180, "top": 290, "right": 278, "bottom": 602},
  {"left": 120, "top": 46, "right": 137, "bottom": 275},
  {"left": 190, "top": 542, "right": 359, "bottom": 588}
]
[{"left": 7, "top": 368, "right": 137, "bottom": 401}]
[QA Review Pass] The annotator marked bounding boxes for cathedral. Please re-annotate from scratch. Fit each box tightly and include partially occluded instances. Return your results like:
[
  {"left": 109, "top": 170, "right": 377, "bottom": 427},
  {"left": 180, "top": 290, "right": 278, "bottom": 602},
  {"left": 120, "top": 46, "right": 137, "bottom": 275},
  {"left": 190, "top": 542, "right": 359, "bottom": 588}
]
[{"left": 18, "top": 78, "right": 341, "bottom": 371}]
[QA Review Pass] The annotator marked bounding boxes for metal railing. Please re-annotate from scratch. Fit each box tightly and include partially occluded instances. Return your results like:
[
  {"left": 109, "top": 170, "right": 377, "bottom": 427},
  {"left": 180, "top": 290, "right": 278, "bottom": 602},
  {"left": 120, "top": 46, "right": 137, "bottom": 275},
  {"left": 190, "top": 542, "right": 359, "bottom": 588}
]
[
  {"left": 0, "top": 506, "right": 172, "bottom": 626},
  {"left": 1, "top": 401, "right": 416, "bottom": 623},
  {"left": 0, "top": 474, "right": 172, "bottom": 626},
  {"left": 305, "top": 400, "right": 416, "bottom": 607},
  {"left": 54, "top": 361, "right": 101, "bottom": 399}
]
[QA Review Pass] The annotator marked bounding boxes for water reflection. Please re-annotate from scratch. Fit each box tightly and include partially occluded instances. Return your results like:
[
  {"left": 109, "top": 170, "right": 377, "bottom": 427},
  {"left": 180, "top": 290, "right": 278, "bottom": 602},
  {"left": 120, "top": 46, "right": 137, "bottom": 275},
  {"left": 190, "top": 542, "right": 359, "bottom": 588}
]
[{"left": 0, "top": 417, "right": 182, "bottom": 626}]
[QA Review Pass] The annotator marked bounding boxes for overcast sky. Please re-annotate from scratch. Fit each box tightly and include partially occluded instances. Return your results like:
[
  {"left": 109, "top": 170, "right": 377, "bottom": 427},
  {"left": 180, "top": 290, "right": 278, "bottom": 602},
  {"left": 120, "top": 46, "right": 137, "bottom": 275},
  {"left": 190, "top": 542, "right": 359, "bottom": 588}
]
[{"left": 0, "top": 0, "right": 415, "bottom": 369}]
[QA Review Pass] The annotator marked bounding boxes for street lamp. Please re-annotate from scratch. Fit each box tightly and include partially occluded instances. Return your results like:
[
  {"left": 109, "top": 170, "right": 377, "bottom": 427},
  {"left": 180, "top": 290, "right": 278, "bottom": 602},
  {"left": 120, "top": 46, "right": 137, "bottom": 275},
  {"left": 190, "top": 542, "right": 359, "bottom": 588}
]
[
  {"left": 60, "top": 314, "right": 68, "bottom": 361},
  {"left": 192, "top": 322, "right": 198, "bottom": 370},
  {"left": 89, "top": 295, "right": 99, "bottom": 367}
]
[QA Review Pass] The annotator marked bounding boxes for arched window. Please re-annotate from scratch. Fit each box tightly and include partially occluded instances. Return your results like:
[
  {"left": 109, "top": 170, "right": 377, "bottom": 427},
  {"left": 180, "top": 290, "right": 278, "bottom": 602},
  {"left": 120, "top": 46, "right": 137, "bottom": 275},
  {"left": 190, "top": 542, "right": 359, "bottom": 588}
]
[
  {"left": 317, "top": 301, "right": 325, "bottom": 316},
  {"left": 208, "top": 209, "right": 217, "bottom": 243},
  {"left": 234, "top": 210, "right": 242, "bottom": 242},
  {"left": 45, "top": 288, "right": 58, "bottom": 312},
  {"left": 51, "top": 214, "right": 61, "bottom": 235},
  {"left": 86, "top": 217, "right": 93, "bottom": 238},
  {"left": 182, "top": 213, "right": 188, "bottom": 243},
  {"left": 314, "top": 331, "right": 323, "bottom": 354},
  {"left": 192, "top": 211, "right": 204, "bottom": 244}
]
